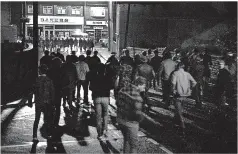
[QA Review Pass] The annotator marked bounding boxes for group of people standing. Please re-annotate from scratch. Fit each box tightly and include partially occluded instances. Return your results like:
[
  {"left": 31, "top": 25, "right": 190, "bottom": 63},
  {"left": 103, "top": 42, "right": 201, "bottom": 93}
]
[
  {"left": 30, "top": 45, "right": 237, "bottom": 153},
  {"left": 39, "top": 37, "right": 94, "bottom": 53}
]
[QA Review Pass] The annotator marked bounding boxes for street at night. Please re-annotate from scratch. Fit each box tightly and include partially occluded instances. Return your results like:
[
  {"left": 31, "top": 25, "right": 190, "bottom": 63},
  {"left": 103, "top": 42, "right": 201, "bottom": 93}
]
[{"left": 1, "top": 1, "right": 237, "bottom": 154}]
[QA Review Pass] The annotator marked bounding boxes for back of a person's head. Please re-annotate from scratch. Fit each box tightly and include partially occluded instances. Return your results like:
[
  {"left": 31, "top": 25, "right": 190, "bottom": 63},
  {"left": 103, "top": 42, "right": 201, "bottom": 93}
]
[
  {"left": 78, "top": 55, "right": 85, "bottom": 61},
  {"left": 154, "top": 49, "right": 159, "bottom": 55},
  {"left": 44, "top": 50, "right": 49, "bottom": 55},
  {"left": 176, "top": 62, "right": 185, "bottom": 70},
  {"left": 57, "top": 48, "right": 60, "bottom": 53},
  {"left": 86, "top": 50, "right": 91, "bottom": 56},
  {"left": 125, "top": 49, "right": 129, "bottom": 56},
  {"left": 142, "top": 51, "right": 147, "bottom": 56},
  {"left": 94, "top": 50, "right": 98, "bottom": 55},
  {"left": 39, "top": 64, "right": 48, "bottom": 74},
  {"left": 71, "top": 51, "right": 76, "bottom": 55}
]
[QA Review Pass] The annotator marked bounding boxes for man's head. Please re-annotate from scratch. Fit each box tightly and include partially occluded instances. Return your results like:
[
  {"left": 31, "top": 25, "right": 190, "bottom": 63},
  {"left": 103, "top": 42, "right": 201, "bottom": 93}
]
[
  {"left": 134, "top": 76, "right": 147, "bottom": 92},
  {"left": 94, "top": 50, "right": 98, "bottom": 56},
  {"left": 219, "top": 60, "right": 225, "bottom": 69},
  {"left": 71, "top": 51, "right": 76, "bottom": 55},
  {"left": 154, "top": 49, "right": 159, "bottom": 55},
  {"left": 176, "top": 62, "right": 185, "bottom": 70},
  {"left": 78, "top": 55, "right": 85, "bottom": 61},
  {"left": 111, "top": 52, "right": 116, "bottom": 56},
  {"left": 86, "top": 50, "right": 91, "bottom": 56},
  {"left": 125, "top": 49, "right": 130, "bottom": 56},
  {"left": 44, "top": 50, "right": 49, "bottom": 55},
  {"left": 142, "top": 51, "right": 147, "bottom": 56},
  {"left": 57, "top": 48, "right": 60, "bottom": 53}
]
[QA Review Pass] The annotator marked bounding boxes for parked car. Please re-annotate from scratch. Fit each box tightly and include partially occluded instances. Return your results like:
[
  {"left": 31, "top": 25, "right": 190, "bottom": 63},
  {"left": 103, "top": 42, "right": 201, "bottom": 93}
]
[{"left": 99, "top": 38, "right": 108, "bottom": 47}]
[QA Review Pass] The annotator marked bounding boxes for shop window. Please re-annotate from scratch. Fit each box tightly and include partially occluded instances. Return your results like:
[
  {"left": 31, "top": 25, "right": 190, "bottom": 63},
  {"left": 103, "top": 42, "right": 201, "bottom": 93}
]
[
  {"left": 72, "top": 6, "right": 83, "bottom": 15},
  {"left": 57, "top": 6, "right": 66, "bottom": 14},
  {"left": 28, "top": 5, "right": 33, "bottom": 13},
  {"left": 43, "top": 6, "right": 53, "bottom": 14}
]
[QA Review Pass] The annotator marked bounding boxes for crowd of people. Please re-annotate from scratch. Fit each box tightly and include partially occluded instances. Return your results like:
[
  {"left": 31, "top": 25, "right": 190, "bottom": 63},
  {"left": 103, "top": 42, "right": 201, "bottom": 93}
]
[
  {"left": 30, "top": 45, "right": 237, "bottom": 153},
  {"left": 38, "top": 37, "right": 95, "bottom": 53}
]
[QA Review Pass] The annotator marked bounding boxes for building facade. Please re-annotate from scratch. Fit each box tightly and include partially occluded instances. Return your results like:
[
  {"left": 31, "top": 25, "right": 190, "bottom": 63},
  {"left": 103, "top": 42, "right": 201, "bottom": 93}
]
[{"left": 25, "top": 2, "right": 108, "bottom": 40}]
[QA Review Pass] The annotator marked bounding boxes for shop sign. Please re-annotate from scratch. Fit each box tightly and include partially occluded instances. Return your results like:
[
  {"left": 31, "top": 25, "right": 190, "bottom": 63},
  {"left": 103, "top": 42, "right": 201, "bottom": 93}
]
[
  {"left": 26, "top": 16, "right": 84, "bottom": 25},
  {"left": 93, "top": 26, "right": 103, "bottom": 30},
  {"left": 84, "top": 26, "right": 91, "bottom": 29},
  {"left": 90, "top": 7, "right": 106, "bottom": 17},
  {"left": 86, "top": 21, "right": 107, "bottom": 25}
]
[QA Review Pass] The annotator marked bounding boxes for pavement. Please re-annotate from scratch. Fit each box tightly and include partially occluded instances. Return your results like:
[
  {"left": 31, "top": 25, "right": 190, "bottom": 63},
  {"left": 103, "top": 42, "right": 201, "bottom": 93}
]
[{"left": 1, "top": 45, "right": 237, "bottom": 153}]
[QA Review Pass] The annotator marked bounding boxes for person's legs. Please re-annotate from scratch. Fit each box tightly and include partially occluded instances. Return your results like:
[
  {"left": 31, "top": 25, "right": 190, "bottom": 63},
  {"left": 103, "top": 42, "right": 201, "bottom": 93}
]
[
  {"left": 162, "top": 80, "right": 170, "bottom": 106},
  {"left": 174, "top": 97, "right": 185, "bottom": 129},
  {"left": 119, "top": 124, "right": 130, "bottom": 153},
  {"left": 82, "top": 80, "right": 89, "bottom": 105},
  {"left": 33, "top": 106, "right": 42, "bottom": 139},
  {"left": 127, "top": 124, "right": 139, "bottom": 153},
  {"left": 53, "top": 92, "right": 61, "bottom": 127},
  {"left": 95, "top": 98, "right": 102, "bottom": 137},
  {"left": 77, "top": 80, "right": 82, "bottom": 103},
  {"left": 101, "top": 97, "right": 109, "bottom": 136}
]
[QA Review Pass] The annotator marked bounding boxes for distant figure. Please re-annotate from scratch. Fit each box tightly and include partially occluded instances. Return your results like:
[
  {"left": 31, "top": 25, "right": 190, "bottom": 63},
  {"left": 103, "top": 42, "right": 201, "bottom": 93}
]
[
  {"left": 147, "top": 49, "right": 153, "bottom": 64},
  {"left": 150, "top": 49, "right": 162, "bottom": 89},
  {"left": 202, "top": 49, "right": 212, "bottom": 94},
  {"left": 32, "top": 64, "right": 55, "bottom": 143},
  {"left": 214, "top": 60, "right": 233, "bottom": 107},
  {"left": 119, "top": 49, "right": 134, "bottom": 66}
]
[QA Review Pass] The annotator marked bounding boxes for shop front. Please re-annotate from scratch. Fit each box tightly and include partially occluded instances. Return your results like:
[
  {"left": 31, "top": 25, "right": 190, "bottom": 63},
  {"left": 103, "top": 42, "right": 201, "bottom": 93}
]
[
  {"left": 84, "top": 20, "right": 108, "bottom": 43},
  {"left": 26, "top": 15, "right": 84, "bottom": 39}
]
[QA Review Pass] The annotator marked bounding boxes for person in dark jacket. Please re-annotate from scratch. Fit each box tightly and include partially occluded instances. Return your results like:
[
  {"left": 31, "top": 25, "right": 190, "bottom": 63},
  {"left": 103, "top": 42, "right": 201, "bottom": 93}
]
[
  {"left": 119, "top": 49, "right": 134, "bottom": 66},
  {"left": 89, "top": 63, "right": 113, "bottom": 139},
  {"left": 71, "top": 51, "right": 78, "bottom": 64},
  {"left": 79, "top": 38, "right": 83, "bottom": 52},
  {"left": 47, "top": 57, "right": 63, "bottom": 128},
  {"left": 74, "top": 37, "right": 78, "bottom": 51},
  {"left": 91, "top": 50, "right": 101, "bottom": 70},
  {"left": 69, "top": 37, "right": 74, "bottom": 51},
  {"left": 61, "top": 55, "right": 78, "bottom": 109},
  {"left": 214, "top": 60, "right": 233, "bottom": 107},
  {"left": 150, "top": 49, "right": 162, "bottom": 89},
  {"left": 40, "top": 50, "right": 53, "bottom": 69},
  {"left": 55, "top": 48, "right": 65, "bottom": 62}
]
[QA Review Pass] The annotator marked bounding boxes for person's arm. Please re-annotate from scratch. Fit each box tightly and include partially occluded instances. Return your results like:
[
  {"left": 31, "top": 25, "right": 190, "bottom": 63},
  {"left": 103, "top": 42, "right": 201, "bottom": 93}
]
[
  {"left": 158, "top": 62, "right": 164, "bottom": 85},
  {"left": 188, "top": 73, "right": 197, "bottom": 88},
  {"left": 171, "top": 72, "right": 177, "bottom": 95}
]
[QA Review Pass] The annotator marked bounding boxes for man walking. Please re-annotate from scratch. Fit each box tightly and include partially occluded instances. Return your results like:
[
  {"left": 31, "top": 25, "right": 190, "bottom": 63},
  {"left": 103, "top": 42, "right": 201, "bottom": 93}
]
[
  {"left": 75, "top": 55, "right": 90, "bottom": 105},
  {"left": 117, "top": 77, "right": 146, "bottom": 153},
  {"left": 171, "top": 62, "right": 197, "bottom": 134},
  {"left": 150, "top": 49, "right": 162, "bottom": 89},
  {"left": 158, "top": 51, "right": 177, "bottom": 107}
]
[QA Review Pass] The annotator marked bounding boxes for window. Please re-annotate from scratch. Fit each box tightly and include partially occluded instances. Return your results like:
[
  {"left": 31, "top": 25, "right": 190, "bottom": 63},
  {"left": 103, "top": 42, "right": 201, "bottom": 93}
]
[
  {"left": 43, "top": 6, "right": 53, "bottom": 14},
  {"left": 57, "top": 6, "right": 66, "bottom": 14},
  {"left": 28, "top": 5, "right": 33, "bottom": 13},
  {"left": 72, "top": 6, "right": 83, "bottom": 15}
]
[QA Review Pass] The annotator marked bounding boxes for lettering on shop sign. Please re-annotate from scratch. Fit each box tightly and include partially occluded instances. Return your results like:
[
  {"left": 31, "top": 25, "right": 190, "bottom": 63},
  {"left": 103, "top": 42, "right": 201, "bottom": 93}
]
[{"left": 40, "top": 18, "right": 69, "bottom": 23}]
